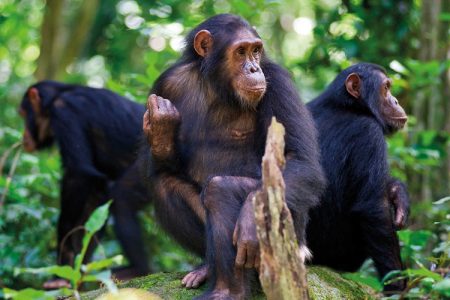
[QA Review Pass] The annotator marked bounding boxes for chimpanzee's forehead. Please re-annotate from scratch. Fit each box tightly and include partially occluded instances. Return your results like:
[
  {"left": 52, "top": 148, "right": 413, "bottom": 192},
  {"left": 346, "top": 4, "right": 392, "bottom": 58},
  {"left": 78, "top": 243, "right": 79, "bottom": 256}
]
[
  {"left": 232, "top": 29, "right": 262, "bottom": 45},
  {"left": 377, "top": 71, "right": 392, "bottom": 83},
  {"left": 372, "top": 69, "right": 387, "bottom": 80}
]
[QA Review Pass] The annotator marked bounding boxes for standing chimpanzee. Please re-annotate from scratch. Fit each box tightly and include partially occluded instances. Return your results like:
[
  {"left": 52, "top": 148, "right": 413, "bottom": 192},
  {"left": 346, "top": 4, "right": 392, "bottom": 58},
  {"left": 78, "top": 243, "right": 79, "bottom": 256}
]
[
  {"left": 19, "top": 81, "right": 150, "bottom": 288},
  {"left": 142, "top": 14, "right": 325, "bottom": 299},
  {"left": 306, "top": 63, "right": 410, "bottom": 293}
]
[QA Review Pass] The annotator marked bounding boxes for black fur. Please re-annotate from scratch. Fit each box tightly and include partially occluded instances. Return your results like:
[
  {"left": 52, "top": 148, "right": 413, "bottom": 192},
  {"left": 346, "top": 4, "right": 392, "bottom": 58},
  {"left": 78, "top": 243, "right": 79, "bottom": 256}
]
[
  {"left": 20, "top": 81, "right": 150, "bottom": 277},
  {"left": 306, "top": 63, "right": 406, "bottom": 292},
  {"left": 145, "top": 14, "right": 325, "bottom": 297}
]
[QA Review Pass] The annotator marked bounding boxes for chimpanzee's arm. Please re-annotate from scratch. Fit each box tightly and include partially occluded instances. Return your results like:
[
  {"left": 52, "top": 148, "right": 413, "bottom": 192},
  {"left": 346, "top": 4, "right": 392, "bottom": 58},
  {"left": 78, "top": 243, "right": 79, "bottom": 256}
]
[
  {"left": 261, "top": 64, "right": 326, "bottom": 241},
  {"left": 143, "top": 95, "right": 182, "bottom": 174},
  {"left": 143, "top": 94, "right": 205, "bottom": 223},
  {"left": 350, "top": 126, "right": 405, "bottom": 291}
]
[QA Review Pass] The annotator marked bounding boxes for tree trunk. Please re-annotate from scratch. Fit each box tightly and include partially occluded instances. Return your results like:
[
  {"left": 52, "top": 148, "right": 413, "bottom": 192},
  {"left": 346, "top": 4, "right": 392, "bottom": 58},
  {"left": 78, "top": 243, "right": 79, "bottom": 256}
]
[
  {"left": 253, "top": 117, "right": 309, "bottom": 300},
  {"left": 438, "top": 0, "right": 450, "bottom": 198},
  {"left": 410, "top": 0, "right": 449, "bottom": 203},
  {"left": 57, "top": 0, "right": 100, "bottom": 78},
  {"left": 35, "top": 0, "right": 99, "bottom": 80},
  {"left": 35, "top": 0, "right": 64, "bottom": 80}
]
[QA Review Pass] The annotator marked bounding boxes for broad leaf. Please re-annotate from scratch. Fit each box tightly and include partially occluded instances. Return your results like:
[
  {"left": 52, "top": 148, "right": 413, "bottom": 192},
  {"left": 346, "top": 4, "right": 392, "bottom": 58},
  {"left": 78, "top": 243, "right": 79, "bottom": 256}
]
[
  {"left": 85, "top": 201, "right": 112, "bottom": 233},
  {"left": 15, "top": 265, "right": 80, "bottom": 282},
  {"left": 84, "top": 255, "right": 124, "bottom": 273}
]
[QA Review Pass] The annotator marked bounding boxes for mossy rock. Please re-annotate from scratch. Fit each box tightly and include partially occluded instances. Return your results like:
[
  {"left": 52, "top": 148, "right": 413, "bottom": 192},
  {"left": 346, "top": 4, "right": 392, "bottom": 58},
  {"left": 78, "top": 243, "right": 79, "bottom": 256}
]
[{"left": 80, "top": 266, "right": 378, "bottom": 300}]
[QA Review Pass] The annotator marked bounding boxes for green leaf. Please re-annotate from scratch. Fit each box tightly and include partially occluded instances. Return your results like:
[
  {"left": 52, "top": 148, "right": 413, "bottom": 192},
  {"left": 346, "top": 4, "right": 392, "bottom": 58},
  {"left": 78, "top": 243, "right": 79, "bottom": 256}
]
[
  {"left": 15, "top": 265, "right": 80, "bottom": 282},
  {"left": 85, "top": 201, "right": 112, "bottom": 233},
  {"left": 404, "top": 268, "right": 442, "bottom": 281},
  {"left": 398, "top": 229, "right": 433, "bottom": 248},
  {"left": 434, "top": 196, "right": 450, "bottom": 205},
  {"left": 389, "top": 60, "right": 409, "bottom": 75},
  {"left": 3, "top": 287, "right": 54, "bottom": 300},
  {"left": 342, "top": 273, "right": 382, "bottom": 291},
  {"left": 74, "top": 231, "right": 94, "bottom": 273},
  {"left": 382, "top": 270, "right": 404, "bottom": 284},
  {"left": 433, "top": 278, "right": 450, "bottom": 297},
  {"left": 74, "top": 201, "right": 112, "bottom": 272},
  {"left": 83, "top": 255, "right": 124, "bottom": 273},
  {"left": 439, "top": 13, "right": 450, "bottom": 21}
]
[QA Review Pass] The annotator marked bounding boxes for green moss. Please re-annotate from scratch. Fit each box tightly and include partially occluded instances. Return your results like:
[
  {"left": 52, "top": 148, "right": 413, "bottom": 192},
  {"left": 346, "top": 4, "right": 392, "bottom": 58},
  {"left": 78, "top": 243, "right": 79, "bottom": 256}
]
[
  {"left": 307, "top": 267, "right": 377, "bottom": 300},
  {"left": 80, "top": 267, "right": 378, "bottom": 300}
]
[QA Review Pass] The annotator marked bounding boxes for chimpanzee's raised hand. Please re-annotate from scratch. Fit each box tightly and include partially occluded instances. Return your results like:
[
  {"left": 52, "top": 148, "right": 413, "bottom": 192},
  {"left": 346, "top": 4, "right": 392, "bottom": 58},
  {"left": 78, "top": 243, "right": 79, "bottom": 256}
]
[{"left": 143, "top": 94, "right": 181, "bottom": 160}]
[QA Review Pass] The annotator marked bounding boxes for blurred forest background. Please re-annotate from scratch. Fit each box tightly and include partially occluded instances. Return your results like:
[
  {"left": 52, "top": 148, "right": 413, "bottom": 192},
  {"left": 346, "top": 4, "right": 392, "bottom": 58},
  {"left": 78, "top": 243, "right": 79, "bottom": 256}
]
[{"left": 0, "top": 0, "right": 449, "bottom": 297}]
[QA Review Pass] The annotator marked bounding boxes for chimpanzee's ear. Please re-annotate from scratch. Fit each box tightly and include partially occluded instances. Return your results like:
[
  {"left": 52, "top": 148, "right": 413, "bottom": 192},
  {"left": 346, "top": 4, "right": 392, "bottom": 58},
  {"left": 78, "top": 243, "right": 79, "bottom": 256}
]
[
  {"left": 345, "top": 73, "right": 361, "bottom": 99},
  {"left": 194, "top": 30, "right": 213, "bottom": 57},
  {"left": 28, "top": 87, "right": 41, "bottom": 114}
]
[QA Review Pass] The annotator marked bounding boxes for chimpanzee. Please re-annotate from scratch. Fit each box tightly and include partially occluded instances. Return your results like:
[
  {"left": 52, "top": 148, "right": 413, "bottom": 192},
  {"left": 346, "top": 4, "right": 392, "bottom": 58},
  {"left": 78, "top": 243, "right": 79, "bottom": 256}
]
[
  {"left": 306, "top": 63, "right": 410, "bottom": 292},
  {"left": 19, "top": 81, "right": 150, "bottom": 288},
  {"left": 142, "top": 14, "right": 325, "bottom": 299}
]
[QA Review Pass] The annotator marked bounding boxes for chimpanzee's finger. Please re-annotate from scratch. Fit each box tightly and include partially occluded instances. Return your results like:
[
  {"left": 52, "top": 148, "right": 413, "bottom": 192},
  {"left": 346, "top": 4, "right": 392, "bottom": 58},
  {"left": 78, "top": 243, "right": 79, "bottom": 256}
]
[
  {"left": 232, "top": 226, "right": 239, "bottom": 246},
  {"left": 395, "top": 209, "right": 406, "bottom": 229},
  {"left": 160, "top": 98, "right": 173, "bottom": 114},
  {"left": 244, "top": 246, "right": 256, "bottom": 268},
  {"left": 235, "top": 244, "right": 246, "bottom": 267},
  {"left": 148, "top": 94, "right": 159, "bottom": 116},
  {"left": 143, "top": 110, "right": 150, "bottom": 131}
]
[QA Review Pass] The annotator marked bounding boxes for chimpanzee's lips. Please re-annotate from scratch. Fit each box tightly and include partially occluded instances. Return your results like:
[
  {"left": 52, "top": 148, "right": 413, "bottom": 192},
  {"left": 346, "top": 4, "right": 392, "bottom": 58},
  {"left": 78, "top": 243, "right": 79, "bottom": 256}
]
[
  {"left": 392, "top": 116, "right": 408, "bottom": 123},
  {"left": 391, "top": 116, "right": 408, "bottom": 128},
  {"left": 245, "top": 86, "right": 266, "bottom": 92}
]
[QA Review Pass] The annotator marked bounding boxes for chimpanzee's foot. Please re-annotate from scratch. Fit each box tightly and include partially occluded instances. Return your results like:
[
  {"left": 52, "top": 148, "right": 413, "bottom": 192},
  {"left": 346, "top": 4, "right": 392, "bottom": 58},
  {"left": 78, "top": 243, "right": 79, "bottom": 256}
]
[
  {"left": 43, "top": 278, "right": 71, "bottom": 290},
  {"left": 182, "top": 264, "right": 208, "bottom": 288}
]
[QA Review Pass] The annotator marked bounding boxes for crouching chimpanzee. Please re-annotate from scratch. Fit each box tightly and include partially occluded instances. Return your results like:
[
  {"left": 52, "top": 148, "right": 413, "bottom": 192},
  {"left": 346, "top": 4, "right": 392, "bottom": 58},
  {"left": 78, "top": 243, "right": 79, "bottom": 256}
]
[
  {"left": 19, "top": 81, "right": 150, "bottom": 288},
  {"left": 142, "top": 14, "right": 325, "bottom": 299},
  {"left": 306, "top": 63, "right": 410, "bottom": 293}
]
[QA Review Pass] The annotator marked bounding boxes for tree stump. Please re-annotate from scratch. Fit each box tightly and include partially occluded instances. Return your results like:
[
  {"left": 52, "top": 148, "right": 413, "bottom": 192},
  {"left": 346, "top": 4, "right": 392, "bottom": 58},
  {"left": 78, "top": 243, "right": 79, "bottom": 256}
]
[{"left": 253, "top": 117, "right": 309, "bottom": 300}]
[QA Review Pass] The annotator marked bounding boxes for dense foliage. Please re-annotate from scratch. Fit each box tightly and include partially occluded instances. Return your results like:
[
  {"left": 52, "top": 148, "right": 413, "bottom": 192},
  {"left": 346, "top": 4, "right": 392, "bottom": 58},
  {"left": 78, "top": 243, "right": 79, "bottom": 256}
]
[{"left": 0, "top": 0, "right": 448, "bottom": 299}]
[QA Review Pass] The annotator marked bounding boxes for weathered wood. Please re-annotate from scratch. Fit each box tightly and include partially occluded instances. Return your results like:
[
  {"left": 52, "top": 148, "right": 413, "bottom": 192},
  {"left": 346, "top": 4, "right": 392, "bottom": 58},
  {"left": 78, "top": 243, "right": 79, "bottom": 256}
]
[{"left": 253, "top": 117, "right": 309, "bottom": 300}]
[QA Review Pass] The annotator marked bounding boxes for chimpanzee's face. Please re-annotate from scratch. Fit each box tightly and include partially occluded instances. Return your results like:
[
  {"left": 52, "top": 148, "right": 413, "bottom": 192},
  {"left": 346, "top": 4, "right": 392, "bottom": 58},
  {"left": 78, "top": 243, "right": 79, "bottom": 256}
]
[
  {"left": 377, "top": 72, "right": 407, "bottom": 131},
  {"left": 19, "top": 88, "right": 53, "bottom": 152},
  {"left": 225, "top": 30, "right": 266, "bottom": 108}
]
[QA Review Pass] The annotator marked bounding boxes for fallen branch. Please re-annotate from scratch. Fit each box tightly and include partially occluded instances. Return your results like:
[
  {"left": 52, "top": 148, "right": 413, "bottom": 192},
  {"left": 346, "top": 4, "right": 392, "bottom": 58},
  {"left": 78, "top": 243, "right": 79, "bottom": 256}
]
[{"left": 253, "top": 117, "right": 309, "bottom": 300}]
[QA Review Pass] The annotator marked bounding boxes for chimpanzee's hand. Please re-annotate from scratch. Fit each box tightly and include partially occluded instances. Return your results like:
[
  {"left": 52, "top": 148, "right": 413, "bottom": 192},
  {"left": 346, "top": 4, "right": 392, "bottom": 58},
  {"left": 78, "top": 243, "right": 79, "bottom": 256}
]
[
  {"left": 232, "top": 191, "right": 260, "bottom": 269},
  {"left": 387, "top": 180, "right": 410, "bottom": 230},
  {"left": 143, "top": 94, "right": 181, "bottom": 159}
]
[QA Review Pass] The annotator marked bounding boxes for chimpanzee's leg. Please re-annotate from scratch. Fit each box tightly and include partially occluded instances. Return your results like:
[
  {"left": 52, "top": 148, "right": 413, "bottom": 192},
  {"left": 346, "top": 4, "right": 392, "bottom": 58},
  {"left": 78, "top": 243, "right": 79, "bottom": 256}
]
[
  {"left": 198, "top": 176, "right": 258, "bottom": 300},
  {"left": 152, "top": 174, "right": 206, "bottom": 257},
  {"left": 58, "top": 171, "right": 108, "bottom": 265},
  {"left": 111, "top": 163, "right": 151, "bottom": 279},
  {"left": 44, "top": 171, "right": 107, "bottom": 290}
]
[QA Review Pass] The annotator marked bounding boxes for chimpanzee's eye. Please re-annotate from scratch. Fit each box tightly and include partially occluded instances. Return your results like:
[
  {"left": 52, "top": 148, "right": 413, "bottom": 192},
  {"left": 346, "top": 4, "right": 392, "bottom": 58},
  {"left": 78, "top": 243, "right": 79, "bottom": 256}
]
[{"left": 237, "top": 47, "right": 245, "bottom": 56}]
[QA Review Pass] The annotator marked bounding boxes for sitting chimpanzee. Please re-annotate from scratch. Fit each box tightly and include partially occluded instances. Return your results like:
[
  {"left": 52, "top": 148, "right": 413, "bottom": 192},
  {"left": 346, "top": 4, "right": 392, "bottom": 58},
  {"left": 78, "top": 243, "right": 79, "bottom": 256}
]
[
  {"left": 142, "top": 14, "right": 325, "bottom": 299},
  {"left": 306, "top": 63, "right": 410, "bottom": 292},
  {"left": 19, "top": 81, "right": 150, "bottom": 288}
]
